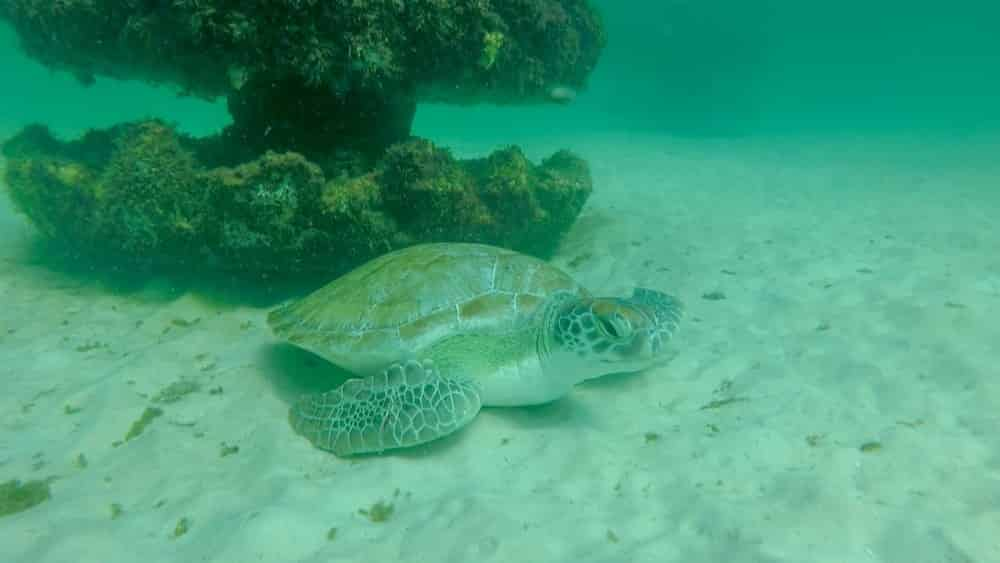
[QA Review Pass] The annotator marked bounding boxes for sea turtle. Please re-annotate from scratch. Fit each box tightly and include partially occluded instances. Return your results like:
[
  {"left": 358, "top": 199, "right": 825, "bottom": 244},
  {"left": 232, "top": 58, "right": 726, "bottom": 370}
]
[{"left": 268, "top": 242, "right": 683, "bottom": 456}]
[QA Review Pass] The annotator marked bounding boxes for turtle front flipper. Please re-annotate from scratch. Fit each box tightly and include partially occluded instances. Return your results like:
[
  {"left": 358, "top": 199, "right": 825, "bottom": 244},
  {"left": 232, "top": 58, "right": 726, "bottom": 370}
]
[{"left": 289, "top": 359, "right": 482, "bottom": 456}]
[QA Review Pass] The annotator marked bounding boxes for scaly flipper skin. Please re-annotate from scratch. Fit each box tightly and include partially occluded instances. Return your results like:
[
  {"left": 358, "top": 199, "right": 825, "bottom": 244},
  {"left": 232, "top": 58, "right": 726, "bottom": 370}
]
[{"left": 289, "top": 359, "right": 482, "bottom": 456}]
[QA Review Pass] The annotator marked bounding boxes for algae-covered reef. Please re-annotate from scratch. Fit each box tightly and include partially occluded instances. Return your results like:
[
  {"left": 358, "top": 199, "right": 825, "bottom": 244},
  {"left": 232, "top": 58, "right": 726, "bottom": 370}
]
[
  {"left": 0, "top": 1, "right": 605, "bottom": 276},
  {"left": 3, "top": 122, "right": 590, "bottom": 274},
  {"left": 1, "top": 0, "right": 604, "bottom": 107}
]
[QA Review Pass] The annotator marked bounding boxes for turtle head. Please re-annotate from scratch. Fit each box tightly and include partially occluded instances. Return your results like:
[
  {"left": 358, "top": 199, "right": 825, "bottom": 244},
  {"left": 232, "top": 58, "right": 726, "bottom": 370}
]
[{"left": 541, "top": 288, "right": 683, "bottom": 381}]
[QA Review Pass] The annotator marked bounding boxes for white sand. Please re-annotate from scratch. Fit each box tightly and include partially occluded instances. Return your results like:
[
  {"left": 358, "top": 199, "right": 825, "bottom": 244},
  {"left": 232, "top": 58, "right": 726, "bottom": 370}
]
[{"left": 1, "top": 132, "right": 999, "bottom": 563}]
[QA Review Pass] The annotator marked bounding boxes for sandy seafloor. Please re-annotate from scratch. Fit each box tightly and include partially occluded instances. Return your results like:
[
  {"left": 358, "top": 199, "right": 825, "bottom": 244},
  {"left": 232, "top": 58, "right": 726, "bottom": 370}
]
[{"left": 1, "top": 128, "right": 998, "bottom": 563}]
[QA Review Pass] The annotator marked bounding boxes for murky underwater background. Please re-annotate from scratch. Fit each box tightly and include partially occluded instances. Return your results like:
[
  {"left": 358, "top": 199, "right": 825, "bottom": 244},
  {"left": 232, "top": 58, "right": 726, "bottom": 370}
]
[{"left": 2, "top": 1, "right": 999, "bottom": 562}]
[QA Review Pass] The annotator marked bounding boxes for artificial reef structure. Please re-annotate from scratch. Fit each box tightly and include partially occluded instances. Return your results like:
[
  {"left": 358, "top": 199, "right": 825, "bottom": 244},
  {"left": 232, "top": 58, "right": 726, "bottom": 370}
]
[{"left": 0, "top": 1, "right": 605, "bottom": 276}]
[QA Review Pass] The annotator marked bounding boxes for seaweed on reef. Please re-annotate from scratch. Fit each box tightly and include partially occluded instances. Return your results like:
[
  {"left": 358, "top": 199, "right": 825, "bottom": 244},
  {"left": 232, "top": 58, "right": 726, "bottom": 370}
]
[
  {"left": 2, "top": 121, "right": 593, "bottom": 277},
  {"left": 2, "top": 0, "right": 605, "bottom": 115}
]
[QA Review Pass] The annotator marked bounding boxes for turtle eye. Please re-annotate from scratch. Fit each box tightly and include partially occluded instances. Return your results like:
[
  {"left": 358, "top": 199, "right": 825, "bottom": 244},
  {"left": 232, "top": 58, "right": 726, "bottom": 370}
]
[
  {"left": 598, "top": 315, "right": 629, "bottom": 339},
  {"left": 598, "top": 317, "right": 617, "bottom": 337}
]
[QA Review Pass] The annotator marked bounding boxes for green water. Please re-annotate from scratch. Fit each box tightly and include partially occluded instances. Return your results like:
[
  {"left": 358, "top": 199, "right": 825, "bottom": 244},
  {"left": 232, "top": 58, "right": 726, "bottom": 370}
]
[
  {"left": 5, "top": 2, "right": 999, "bottom": 138},
  {"left": 1, "top": 2, "right": 999, "bottom": 562}
]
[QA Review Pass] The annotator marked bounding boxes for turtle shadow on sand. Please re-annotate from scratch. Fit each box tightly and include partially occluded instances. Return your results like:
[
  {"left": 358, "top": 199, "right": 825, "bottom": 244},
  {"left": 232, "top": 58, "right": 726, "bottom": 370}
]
[
  {"left": 257, "top": 342, "right": 354, "bottom": 406},
  {"left": 495, "top": 367, "right": 668, "bottom": 430},
  {"left": 576, "top": 352, "right": 681, "bottom": 394}
]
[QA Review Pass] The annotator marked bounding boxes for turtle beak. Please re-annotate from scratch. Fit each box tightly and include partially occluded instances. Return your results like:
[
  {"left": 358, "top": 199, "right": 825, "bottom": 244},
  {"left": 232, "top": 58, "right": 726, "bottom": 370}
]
[
  {"left": 595, "top": 326, "right": 660, "bottom": 372},
  {"left": 625, "top": 288, "right": 683, "bottom": 348},
  {"left": 625, "top": 327, "right": 661, "bottom": 364}
]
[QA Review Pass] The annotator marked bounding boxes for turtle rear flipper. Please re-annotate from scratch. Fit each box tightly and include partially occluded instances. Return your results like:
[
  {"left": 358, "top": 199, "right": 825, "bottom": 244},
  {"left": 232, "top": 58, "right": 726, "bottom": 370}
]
[{"left": 289, "top": 359, "right": 482, "bottom": 456}]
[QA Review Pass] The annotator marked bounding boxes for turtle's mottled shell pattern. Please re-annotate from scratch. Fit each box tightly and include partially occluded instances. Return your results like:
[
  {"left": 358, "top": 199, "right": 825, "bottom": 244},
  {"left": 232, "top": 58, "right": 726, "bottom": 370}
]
[{"left": 267, "top": 243, "right": 586, "bottom": 374}]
